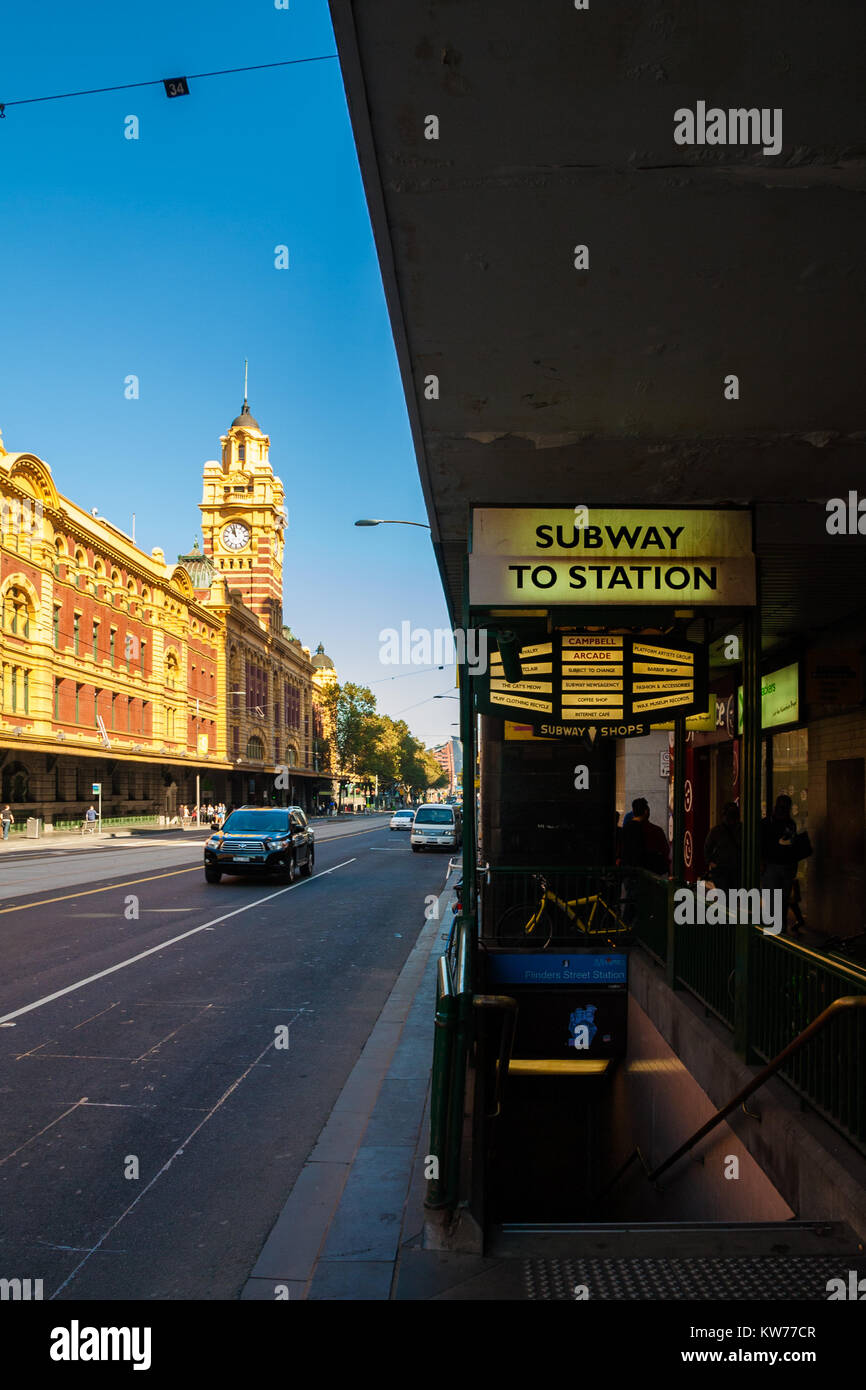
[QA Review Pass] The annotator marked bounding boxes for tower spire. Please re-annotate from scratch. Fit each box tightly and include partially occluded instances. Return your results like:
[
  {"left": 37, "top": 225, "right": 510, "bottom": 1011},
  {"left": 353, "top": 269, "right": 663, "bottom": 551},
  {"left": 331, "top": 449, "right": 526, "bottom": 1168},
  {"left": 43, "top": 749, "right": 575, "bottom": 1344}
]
[{"left": 243, "top": 358, "right": 248, "bottom": 412}]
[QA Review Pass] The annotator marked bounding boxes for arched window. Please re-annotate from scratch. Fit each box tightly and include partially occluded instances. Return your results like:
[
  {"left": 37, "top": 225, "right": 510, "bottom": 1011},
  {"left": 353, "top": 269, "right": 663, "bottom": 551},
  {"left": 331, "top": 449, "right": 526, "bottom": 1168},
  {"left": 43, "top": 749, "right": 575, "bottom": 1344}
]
[
  {"left": 286, "top": 746, "right": 298, "bottom": 768},
  {"left": 1, "top": 760, "right": 30, "bottom": 803},
  {"left": 246, "top": 735, "right": 264, "bottom": 760},
  {"left": 3, "top": 585, "right": 33, "bottom": 637},
  {"left": 165, "top": 650, "right": 180, "bottom": 689},
  {"left": 75, "top": 549, "right": 87, "bottom": 589}
]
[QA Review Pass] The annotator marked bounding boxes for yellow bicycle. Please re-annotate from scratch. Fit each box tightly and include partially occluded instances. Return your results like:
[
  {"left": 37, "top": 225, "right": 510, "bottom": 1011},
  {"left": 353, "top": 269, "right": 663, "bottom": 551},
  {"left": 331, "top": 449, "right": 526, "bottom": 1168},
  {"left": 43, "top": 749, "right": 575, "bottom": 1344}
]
[{"left": 495, "top": 873, "right": 630, "bottom": 945}]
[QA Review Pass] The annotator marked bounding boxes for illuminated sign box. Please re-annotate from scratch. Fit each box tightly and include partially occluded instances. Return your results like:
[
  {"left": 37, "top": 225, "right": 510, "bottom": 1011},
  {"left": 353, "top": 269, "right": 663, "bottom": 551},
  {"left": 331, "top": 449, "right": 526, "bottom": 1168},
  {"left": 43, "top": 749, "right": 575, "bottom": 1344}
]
[
  {"left": 469, "top": 507, "right": 755, "bottom": 607},
  {"left": 482, "top": 634, "right": 707, "bottom": 735},
  {"left": 737, "top": 662, "right": 799, "bottom": 732}
]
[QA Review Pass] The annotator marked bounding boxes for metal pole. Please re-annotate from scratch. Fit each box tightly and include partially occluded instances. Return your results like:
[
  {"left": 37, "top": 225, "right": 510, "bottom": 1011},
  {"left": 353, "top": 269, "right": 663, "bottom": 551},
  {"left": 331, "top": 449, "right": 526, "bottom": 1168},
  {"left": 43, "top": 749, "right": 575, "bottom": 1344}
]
[
  {"left": 667, "top": 714, "right": 687, "bottom": 989},
  {"left": 460, "top": 560, "right": 477, "bottom": 924},
  {"left": 672, "top": 715, "right": 686, "bottom": 881},
  {"left": 736, "top": 597, "right": 762, "bottom": 1058},
  {"left": 98, "top": 784, "right": 102, "bottom": 836},
  {"left": 196, "top": 774, "right": 200, "bottom": 830}
]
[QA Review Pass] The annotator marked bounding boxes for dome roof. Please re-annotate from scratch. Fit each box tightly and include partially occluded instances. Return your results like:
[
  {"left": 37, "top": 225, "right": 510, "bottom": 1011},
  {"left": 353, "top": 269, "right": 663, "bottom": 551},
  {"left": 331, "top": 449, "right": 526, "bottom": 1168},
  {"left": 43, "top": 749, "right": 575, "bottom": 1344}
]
[
  {"left": 311, "top": 641, "right": 334, "bottom": 669},
  {"left": 176, "top": 538, "right": 215, "bottom": 590},
  {"left": 231, "top": 399, "right": 261, "bottom": 430}
]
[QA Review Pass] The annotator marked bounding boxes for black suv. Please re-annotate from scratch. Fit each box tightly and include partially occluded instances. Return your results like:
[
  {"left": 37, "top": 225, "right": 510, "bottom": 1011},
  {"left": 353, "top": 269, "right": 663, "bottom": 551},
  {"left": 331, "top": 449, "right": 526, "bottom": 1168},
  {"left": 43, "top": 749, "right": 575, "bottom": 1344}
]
[{"left": 204, "top": 806, "right": 315, "bottom": 884}]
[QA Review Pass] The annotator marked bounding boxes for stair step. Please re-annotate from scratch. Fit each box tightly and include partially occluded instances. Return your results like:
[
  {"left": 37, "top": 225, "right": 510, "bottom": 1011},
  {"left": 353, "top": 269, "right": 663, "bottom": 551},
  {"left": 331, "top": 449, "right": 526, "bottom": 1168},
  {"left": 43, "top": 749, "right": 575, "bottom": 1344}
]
[{"left": 490, "top": 1220, "right": 863, "bottom": 1261}]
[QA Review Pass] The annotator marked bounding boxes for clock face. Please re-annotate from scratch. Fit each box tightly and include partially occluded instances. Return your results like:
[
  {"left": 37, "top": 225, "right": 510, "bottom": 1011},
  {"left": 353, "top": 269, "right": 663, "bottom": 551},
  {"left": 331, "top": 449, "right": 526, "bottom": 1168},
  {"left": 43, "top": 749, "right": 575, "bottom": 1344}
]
[{"left": 222, "top": 522, "right": 250, "bottom": 551}]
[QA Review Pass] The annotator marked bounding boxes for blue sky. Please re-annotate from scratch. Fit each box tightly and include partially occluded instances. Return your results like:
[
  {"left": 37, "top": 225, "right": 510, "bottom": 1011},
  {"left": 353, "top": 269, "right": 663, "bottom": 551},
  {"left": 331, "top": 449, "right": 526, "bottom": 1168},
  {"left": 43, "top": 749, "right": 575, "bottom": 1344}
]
[{"left": 0, "top": 0, "right": 456, "bottom": 746}]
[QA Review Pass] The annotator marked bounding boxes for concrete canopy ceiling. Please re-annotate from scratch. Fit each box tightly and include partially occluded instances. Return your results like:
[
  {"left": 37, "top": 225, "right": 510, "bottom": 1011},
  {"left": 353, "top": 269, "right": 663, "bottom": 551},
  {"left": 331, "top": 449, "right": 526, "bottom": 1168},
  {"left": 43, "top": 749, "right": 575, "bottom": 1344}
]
[{"left": 330, "top": 1, "right": 866, "bottom": 634}]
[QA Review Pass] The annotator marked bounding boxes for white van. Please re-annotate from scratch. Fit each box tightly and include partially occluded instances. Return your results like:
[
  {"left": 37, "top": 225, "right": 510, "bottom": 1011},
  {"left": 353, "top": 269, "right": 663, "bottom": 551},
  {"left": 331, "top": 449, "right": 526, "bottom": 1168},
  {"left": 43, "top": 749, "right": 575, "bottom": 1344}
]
[{"left": 411, "top": 804, "right": 461, "bottom": 852}]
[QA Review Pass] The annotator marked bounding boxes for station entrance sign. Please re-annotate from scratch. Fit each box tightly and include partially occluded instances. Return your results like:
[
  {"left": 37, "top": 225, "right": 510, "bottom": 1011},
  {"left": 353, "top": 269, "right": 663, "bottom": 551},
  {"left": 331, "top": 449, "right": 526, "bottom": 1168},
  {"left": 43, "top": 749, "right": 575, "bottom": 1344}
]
[
  {"left": 469, "top": 507, "right": 755, "bottom": 607},
  {"left": 479, "top": 633, "right": 707, "bottom": 735}
]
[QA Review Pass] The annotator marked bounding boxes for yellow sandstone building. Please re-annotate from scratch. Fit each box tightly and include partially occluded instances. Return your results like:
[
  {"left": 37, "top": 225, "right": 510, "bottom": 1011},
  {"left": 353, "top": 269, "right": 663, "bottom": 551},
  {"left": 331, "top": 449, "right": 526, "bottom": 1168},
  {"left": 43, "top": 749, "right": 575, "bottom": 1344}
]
[{"left": 0, "top": 403, "right": 337, "bottom": 827}]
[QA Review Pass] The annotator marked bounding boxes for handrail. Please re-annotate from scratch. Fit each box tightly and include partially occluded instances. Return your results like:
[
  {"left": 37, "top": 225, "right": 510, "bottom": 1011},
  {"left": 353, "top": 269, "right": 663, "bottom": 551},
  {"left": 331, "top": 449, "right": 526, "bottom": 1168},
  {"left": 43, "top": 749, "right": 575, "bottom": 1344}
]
[
  {"left": 647, "top": 995, "right": 866, "bottom": 1184},
  {"left": 596, "top": 994, "right": 866, "bottom": 1201},
  {"left": 445, "top": 917, "right": 474, "bottom": 1207},
  {"left": 426, "top": 954, "right": 457, "bottom": 1210},
  {"left": 473, "top": 995, "right": 518, "bottom": 1117}
]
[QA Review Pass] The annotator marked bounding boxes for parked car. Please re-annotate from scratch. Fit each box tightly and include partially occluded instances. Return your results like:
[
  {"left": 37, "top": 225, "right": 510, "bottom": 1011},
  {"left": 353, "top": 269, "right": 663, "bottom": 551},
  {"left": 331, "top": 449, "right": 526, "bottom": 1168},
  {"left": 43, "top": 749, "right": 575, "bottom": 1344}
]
[
  {"left": 390, "top": 809, "right": 416, "bottom": 831},
  {"left": 204, "top": 805, "right": 314, "bottom": 883},
  {"left": 411, "top": 803, "right": 461, "bottom": 852}
]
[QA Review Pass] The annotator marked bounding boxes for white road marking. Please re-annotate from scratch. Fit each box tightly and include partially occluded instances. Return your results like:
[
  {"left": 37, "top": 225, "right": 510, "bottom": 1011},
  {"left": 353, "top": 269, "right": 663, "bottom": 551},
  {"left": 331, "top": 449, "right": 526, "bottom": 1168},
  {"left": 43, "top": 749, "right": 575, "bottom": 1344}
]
[
  {"left": 0, "top": 1097, "right": 88, "bottom": 1167},
  {"left": 0, "top": 859, "right": 356, "bottom": 1027},
  {"left": 50, "top": 1030, "right": 290, "bottom": 1298}
]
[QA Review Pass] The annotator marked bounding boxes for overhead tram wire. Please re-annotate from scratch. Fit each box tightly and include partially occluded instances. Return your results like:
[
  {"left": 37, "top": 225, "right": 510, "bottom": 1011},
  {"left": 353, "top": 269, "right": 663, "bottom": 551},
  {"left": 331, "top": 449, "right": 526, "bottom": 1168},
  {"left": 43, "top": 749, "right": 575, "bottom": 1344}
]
[
  {"left": 370, "top": 665, "right": 449, "bottom": 684},
  {"left": 0, "top": 55, "right": 338, "bottom": 116}
]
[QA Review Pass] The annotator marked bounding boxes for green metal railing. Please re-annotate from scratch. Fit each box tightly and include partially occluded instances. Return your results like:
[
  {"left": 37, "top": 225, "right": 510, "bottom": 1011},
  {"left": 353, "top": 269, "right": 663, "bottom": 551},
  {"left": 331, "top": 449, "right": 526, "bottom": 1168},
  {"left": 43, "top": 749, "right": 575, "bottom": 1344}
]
[
  {"left": 673, "top": 915, "right": 737, "bottom": 1026},
  {"left": 750, "top": 933, "right": 866, "bottom": 1146},
  {"left": 630, "top": 887, "right": 866, "bottom": 1152},
  {"left": 426, "top": 916, "right": 473, "bottom": 1212},
  {"left": 51, "top": 815, "right": 160, "bottom": 831}
]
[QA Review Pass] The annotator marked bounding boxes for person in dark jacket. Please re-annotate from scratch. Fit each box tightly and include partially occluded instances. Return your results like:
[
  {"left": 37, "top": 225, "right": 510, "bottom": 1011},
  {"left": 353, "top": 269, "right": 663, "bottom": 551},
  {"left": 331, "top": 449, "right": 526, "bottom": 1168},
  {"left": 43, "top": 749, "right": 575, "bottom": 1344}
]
[
  {"left": 621, "top": 797, "right": 670, "bottom": 875},
  {"left": 704, "top": 801, "right": 741, "bottom": 891},
  {"left": 760, "top": 794, "right": 798, "bottom": 910}
]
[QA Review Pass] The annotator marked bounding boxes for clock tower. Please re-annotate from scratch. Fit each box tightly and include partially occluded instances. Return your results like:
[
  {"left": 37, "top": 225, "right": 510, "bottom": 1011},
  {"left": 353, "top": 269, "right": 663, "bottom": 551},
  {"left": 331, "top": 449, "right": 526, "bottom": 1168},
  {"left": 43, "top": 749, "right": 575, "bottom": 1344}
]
[{"left": 199, "top": 398, "right": 288, "bottom": 631}]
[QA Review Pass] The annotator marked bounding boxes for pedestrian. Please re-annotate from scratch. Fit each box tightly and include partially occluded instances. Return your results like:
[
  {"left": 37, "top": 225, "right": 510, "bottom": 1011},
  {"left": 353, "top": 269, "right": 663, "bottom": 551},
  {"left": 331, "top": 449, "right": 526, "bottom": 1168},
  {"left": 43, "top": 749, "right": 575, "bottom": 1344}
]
[
  {"left": 621, "top": 797, "right": 670, "bottom": 875},
  {"left": 1, "top": 805, "right": 13, "bottom": 841},
  {"left": 83, "top": 804, "right": 98, "bottom": 834},
  {"left": 704, "top": 801, "right": 741, "bottom": 891},
  {"left": 613, "top": 810, "right": 623, "bottom": 864},
  {"left": 760, "top": 794, "right": 798, "bottom": 916},
  {"left": 788, "top": 875, "right": 806, "bottom": 937}
]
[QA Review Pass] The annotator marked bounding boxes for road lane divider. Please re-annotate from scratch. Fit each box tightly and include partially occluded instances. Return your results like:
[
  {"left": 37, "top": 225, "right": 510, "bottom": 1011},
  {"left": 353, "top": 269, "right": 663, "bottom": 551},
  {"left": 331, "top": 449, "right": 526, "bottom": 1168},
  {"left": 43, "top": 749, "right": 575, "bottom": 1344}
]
[{"left": 0, "top": 859, "right": 357, "bottom": 1026}]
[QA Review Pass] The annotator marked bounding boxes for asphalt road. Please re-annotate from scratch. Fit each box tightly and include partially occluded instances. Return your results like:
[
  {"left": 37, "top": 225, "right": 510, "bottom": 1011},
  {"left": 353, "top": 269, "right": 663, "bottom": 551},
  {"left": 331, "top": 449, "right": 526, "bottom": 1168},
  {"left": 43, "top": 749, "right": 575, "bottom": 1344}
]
[{"left": 0, "top": 821, "right": 447, "bottom": 1300}]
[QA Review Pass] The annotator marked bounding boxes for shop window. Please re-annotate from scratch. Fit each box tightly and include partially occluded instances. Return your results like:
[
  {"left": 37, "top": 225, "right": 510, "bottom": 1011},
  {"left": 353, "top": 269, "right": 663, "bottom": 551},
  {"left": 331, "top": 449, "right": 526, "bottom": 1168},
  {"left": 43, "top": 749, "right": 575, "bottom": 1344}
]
[{"left": 771, "top": 727, "right": 809, "bottom": 910}]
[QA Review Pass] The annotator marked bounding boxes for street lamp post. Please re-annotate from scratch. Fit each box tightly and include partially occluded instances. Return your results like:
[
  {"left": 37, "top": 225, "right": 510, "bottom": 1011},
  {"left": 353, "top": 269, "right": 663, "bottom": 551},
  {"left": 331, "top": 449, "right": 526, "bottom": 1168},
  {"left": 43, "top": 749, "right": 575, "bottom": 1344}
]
[{"left": 354, "top": 519, "right": 431, "bottom": 530}]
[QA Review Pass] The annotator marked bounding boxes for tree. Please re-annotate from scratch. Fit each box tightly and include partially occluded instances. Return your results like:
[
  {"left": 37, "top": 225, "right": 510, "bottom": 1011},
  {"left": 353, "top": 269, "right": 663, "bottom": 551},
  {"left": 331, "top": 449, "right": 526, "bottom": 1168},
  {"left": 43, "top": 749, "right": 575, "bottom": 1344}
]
[{"left": 319, "top": 682, "right": 379, "bottom": 809}]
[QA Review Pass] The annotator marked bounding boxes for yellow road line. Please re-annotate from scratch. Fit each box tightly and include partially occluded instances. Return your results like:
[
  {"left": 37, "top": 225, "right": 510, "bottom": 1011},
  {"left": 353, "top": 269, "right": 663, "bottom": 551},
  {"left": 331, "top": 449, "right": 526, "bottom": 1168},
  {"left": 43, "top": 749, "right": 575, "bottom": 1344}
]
[{"left": 0, "top": 866, "right": 200, "bottom": 915}]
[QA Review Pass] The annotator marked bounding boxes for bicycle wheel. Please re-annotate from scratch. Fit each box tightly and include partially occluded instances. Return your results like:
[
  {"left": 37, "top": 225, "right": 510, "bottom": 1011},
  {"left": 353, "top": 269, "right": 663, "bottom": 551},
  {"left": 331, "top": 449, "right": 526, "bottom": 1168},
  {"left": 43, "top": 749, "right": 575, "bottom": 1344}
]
[{"left": 495, "top": 902, "right": 556, "bottom": 943}]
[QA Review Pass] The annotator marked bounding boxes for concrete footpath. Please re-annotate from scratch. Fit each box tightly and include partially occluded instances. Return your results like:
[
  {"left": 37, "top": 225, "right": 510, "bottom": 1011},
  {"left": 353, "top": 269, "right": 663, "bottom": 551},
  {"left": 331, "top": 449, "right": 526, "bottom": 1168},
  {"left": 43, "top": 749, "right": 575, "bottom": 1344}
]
[{"left": 242, "top": 862, "right": 459, "bottom": 1300}]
